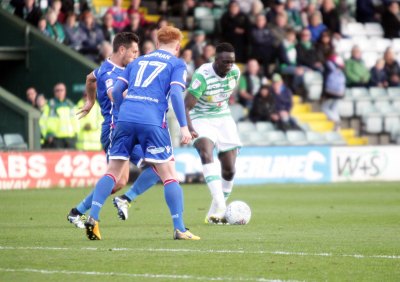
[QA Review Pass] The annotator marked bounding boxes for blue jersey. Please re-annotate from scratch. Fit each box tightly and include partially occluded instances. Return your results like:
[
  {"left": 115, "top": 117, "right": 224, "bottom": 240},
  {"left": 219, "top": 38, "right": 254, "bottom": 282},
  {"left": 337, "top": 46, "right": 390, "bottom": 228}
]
[
  {"left": 93, "top": 59, "right": 125, "bottom": 129},
  {"left": 117, "top": 50, "right": 187, "bottom": 127}
]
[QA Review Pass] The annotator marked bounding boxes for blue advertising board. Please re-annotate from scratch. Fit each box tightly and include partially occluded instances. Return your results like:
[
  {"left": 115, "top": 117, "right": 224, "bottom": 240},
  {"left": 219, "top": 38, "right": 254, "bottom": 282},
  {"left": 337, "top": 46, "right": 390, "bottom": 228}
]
[{"left": 174, "top": 146, "right": 331, "bottom": 184}]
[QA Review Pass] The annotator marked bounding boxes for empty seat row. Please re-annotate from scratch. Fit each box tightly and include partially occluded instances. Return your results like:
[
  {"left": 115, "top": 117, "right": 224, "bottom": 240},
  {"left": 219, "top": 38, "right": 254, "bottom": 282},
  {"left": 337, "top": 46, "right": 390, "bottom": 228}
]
[
  {"left": 0, "top": 133, "right": 28, "bottom": 150},
  {"left": 341, "top": 22, "right": 385, "bottom": 38},
  {"left": 339, "top": 99, "right": 400, "bottom": 118},
  {"left": 240, "top": 130, "right": 346, "bottom": 146}
]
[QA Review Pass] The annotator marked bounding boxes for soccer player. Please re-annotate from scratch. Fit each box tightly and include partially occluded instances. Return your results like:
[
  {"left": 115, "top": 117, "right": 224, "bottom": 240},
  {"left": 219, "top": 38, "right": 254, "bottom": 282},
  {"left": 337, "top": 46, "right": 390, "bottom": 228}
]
[
  {"left": 67, "top": 32, "right": 160, "bottom": 228},
  {"left": 184, "top": 42, "right": 241, "bottom": 224},
  {"left": 84, "top": 26, "right": 200, "bottom": 241}
]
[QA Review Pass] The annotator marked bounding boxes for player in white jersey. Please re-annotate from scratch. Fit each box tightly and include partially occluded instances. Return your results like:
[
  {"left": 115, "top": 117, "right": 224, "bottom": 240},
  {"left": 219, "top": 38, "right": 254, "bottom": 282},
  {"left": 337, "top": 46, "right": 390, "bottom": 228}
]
[{"left": 185, "top": 43, "right": 242, "bottom": 224}]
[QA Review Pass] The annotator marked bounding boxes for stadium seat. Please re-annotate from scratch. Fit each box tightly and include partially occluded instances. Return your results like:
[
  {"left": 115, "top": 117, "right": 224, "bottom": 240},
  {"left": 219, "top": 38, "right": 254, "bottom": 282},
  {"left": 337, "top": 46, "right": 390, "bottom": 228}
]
[
  {"left": 335, "top": 38, "right": 354, "bottom": 54},
  {"left": 364, "top": 23, "right": 384, "bottom": 37},
  {"left": 255, "top": 121, "right": 275, "bottom": 132},
  {"left": 372, "top": 38, "right": 392, "bottom": 53},
  {"left": 392, "top": 100, "right": 400, "bottom": 110},
  {"left": 324, "top": 132, "right": 347, "bottom": 145},
  {"left": 286, "top": 130, "right": 308, "bottom": 146},
  {"left": 350, "top": 87, "right": 370, "bottom": 99},
  {"left": 362, "top": 113, "right": 383, "bottom": 134},
  {"left": 362, "top": 51, "right": 379, "bottom": 69},
  {"left": 237, "top": 121, "right": 256, "bottom": 133},
  {"left": 375, "top": 100, "right": 396, "bottom": 114},
  {"left": 388, "top": 87, "right": 400, "bottom": 100},
  {"left": 303, "top": 71, "right": 323, "bottom": 101},
  {"left": 338, "top": 98, "right": 354, "bottom": 118},
  {"left": 3, "top": 133, "right": 28, "bottom": 150},
  {"left": 391, "top": 38, "right": 400, "bottom": 53},
  {"left": 245, "top": 132, "right": 269, "bottom": 146},
  {"left": 342, "top": 22, "right": 365, "bottom": 37},
  {"left": 355, "top": 99, "right": 375, "bottom": 116},
  {"left": 306, "top": 131, "right": 328, "bottom": 145},
  {"left": 369, "top": 87, "right": 389, "bottom": 100},
  {"left": 383, "top": 114, "right": 400, "bottom": 133},
  {"left": 194, "top": 7, "right": 215, "bottom": 34},
  {"left": 265, "top": 131, "right": 289, "bottom": 146},
  {"left": 229, "top": 104, "right": 246, "bottom": 122}
]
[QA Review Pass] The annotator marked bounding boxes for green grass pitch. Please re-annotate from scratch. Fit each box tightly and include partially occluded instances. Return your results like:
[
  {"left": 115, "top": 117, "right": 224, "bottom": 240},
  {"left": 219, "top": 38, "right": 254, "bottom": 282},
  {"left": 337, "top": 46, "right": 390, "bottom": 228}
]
[{"left": 0, "top": 182, "right": 399, "bottom": 281}]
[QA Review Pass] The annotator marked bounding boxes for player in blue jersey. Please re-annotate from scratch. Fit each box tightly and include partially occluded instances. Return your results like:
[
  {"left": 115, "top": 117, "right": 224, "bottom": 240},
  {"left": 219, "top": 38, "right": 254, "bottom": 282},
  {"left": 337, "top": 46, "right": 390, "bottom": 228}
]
[
  {"left": 67, "top": 32, "right": 160, "bottom": 228},
  {"left": 84, "top": 26, "right": 200, "bottom": 240}
]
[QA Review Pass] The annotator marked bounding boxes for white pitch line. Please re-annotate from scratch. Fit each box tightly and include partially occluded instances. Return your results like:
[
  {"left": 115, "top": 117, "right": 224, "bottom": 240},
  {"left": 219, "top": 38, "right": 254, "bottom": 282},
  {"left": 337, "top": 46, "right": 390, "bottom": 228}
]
[
  {"left": 0, "top": 245, "right": 399, "bottom": 260},
  {"left": 0, "top": 267, "right": 298, "bottom": 282}
]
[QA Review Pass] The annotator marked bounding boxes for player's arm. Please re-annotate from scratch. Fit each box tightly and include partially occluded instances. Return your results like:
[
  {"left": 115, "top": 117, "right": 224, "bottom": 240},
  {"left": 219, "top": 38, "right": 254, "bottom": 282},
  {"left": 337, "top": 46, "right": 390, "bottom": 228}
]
[
  {"left": 184, "top": 93, "right": 198, "bottom": 139},
  {"left": 170, "top": 84, "right": 192, "bottom": 145},
  {"left": 112, "top": 78, "right": 128, "bottom": 110},
  {"left": 77, "top": 71, "right": 97, "bottom": 119}
]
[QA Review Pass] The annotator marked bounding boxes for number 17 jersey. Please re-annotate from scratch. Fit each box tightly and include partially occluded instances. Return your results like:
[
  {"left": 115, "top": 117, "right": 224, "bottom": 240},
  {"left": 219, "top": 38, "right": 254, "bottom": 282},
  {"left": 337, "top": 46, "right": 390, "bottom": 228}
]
[{"left": 117, "top": 49, "right": 187, "bottom": 127}]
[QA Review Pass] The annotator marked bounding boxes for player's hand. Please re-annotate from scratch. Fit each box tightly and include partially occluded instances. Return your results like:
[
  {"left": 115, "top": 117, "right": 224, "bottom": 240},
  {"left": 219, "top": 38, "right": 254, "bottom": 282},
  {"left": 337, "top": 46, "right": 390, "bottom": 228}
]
[
  {"left": 76, "top": 100, "right": 95, "bottom": 119},
  {"left": 180, "top": 126, "right": 192, "bottom": 145},
  {"left": 189, "top": 127, "right": 198, "bottom": 139}
]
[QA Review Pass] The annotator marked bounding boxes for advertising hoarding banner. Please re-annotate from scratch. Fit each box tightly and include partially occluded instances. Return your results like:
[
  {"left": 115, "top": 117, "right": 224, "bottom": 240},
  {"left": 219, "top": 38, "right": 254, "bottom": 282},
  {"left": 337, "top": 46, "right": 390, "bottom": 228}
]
[
  {"left": 175, "top": 146, "right": 331, "bottom": 184},
  {"left": 331, "top": 146, "right": 400, "bottom": 182},
  {"left": 0, "top": 151, "right": 107, "bottom": 190}
]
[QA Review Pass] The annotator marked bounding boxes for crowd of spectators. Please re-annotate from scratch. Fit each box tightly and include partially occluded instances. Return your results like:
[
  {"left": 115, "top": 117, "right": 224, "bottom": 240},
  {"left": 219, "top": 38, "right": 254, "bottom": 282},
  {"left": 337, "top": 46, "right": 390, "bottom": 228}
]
[{"left": 8, "top": 0, "right": 400, "bottom": 137}]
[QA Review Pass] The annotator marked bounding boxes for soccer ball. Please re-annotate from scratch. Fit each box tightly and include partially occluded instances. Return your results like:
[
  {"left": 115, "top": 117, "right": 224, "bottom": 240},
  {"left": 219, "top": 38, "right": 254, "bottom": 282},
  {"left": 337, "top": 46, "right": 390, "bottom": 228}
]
[{"left": 225, "top": 201, "right": 251, "bottom": 225}]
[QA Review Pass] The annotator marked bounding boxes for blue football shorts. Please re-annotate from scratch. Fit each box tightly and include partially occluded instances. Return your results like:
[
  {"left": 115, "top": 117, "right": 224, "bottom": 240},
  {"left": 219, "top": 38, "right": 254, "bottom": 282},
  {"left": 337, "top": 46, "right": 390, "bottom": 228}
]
[{"left": 109, "top": 121, "right": 173, "bottom": 163}]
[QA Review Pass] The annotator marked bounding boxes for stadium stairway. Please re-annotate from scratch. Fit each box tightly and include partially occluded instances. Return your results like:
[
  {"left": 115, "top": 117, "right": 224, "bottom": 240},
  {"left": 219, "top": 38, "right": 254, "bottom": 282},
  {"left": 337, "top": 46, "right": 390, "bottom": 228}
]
[{"left": 291, "top": 95, "right": 368, "bottom": 145}]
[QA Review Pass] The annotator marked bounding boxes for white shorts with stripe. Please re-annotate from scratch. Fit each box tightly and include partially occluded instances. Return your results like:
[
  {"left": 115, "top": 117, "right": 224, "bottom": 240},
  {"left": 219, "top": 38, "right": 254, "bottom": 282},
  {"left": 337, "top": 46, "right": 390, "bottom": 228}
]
[{"left": 192, "top": 116, "right": 242, "bottom": 153}]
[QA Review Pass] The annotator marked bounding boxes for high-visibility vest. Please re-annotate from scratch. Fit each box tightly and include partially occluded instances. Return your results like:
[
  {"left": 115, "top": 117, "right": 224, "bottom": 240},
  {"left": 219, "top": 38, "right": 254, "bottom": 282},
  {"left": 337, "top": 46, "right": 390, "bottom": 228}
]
[
  {"left": 44, "top": 98, "right": 79, "bottom": 138},
  {"left": 75, "top": 99, "right": 103, "bottom": 151}
]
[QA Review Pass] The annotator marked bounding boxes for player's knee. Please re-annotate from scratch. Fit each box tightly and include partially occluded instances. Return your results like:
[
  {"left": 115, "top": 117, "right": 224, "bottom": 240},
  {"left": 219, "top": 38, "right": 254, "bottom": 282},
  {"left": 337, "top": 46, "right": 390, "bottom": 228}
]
[
  {"left": 222, "top": 167, "right": 235, "bottom": 181},
  {"left": 198, "top": 151, "right": 213, "bottom": 163}
]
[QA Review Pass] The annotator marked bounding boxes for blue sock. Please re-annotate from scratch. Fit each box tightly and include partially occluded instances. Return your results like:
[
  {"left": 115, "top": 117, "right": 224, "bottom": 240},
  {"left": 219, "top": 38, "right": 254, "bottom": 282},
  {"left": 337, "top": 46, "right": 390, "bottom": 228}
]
[
  {"left": 124, "top": 167, "right": 160, "bottom": 202},
  {"left": 164, "top": 180, "right": 185, "bottom": 232},
  {"left": 76, "top": 191, "right": 93, "bottom": 214},
  {"left": 90, "top": 174, "right": 116, "bottom": 221}
]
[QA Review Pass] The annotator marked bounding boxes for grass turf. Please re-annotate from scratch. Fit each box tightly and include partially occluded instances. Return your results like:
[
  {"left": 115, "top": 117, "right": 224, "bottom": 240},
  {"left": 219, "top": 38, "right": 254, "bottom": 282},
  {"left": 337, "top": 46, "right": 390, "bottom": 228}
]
[{"left": 0, "top": 182, "right": 399, "bottom": 281}]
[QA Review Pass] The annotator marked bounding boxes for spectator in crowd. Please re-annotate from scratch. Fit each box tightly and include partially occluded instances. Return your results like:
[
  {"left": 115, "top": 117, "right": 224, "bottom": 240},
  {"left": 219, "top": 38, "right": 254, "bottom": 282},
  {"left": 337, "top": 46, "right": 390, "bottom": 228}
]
[
  {"left": 12, "top": 0, "right": 42, "bottom": 26},
  {"left": 220, "top": 0, "right": 250, "bottom": 62},
  {"left": 37, "top": 16, "right": 49, "bottom": 36},
  {"left": 315, "top": 30, "right": 335, "bottom": 64},
  {"left": 106, "top": 0, "right": 129, "bottom": 32},
  {"left": 285, "top": 0, "right": 303, "bottom": 32},
  {"left": 370, "top": 58, "right": 389, "bottom": 87},
  {"left": 101, "top": 12, "right": 117, "bottom": 43},
  {"left": 301, "top": 1, "right": 317, "bottom": 27},
  {"left": 248, "top": 13, "right": 277, "bottom": 75},
  {"left": 64, "top": 12, "right": 84, "bottom": 51},
  {"left": 320, "top": 0, "right": 341, "bottom": 36},
  {"left": 35, "top": 93, "right": 47, "bottom": 112},
  {"left": 194, "top": 43, "right": 216, "bottom": 68},
  {"left": 26, "top": 87, "right": 38, "bottom": 107},
  {"left": 308, "top": 11, "right": 327, "bottom": 43},
  {"left": 123, "top": 11, "right": 146, "bottom": 46},
  {"left": 249, "top": 85, "right": 275, "bottom": 123},
  {"left": 96, "top": 41, "right": 113, "bottom": 64},
  {"left": 186, "top": 29, "right": 207, "bottom": 62},
  {"left": 383, "top": 47, "right": 400, "bottom": 86},
  {"left": 141, "top": 39, "right": 156, "bottom": 54},
  {"left": 266, "top": 0, "right": 286, "bottom": 24},
  {"left": 270, "top": 11, "right": 289, "bottom": 46},
  {"left": 344, "top": 45, "right": 371, "bottom": 87},
  {"left": 296, "top": 28, "right": 324, "bottom": 72},
  {"left": 248, "top": 0, "right": 265, "bottom": 24},
  {"left": 381, "top": 1, "right": 400, "bottom": 39},
  {"left": 127, "top": 0, "right": 149, "bottom": 28},
  {"left": 238, "top": 58, "right": 268, "bottom": 110},
  {"left": 75, "top": 92, "right": 102, "bottom": 151},
  {"left": 45, "top": 8, "right": 66, "bottom": 43},
  {"left": 270, "top": 73, "right": 298, "bottom": 131},
  {"left": 79, "top": 10, "right": 105, "bottom": 61},
  {"left": 37, "top": 93, "right": 48, "bottom": 146},
  {"left": 237, "top": 0, "right": 262, "bottom": 15},
  {"left": 356, "top": 0, "right": 378, "bottom": 23},
  {"left": 41, "top": 83, "right": 78, "bottom": 148},
  {"left": 50, "top": 0, "right": 65, "bottom": 23},
  {"left": 180, "top": 48, "right": 195, "bottom": 85},
  {"left": 321, "top": 54, "right": 346, "bottom": 131}
]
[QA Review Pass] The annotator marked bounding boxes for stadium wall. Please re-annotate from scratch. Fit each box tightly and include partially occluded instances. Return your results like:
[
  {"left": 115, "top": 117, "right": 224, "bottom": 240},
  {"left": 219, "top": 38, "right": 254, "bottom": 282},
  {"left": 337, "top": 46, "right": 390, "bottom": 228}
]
[{"left": 0, "top": 146, "right": 399, "bottom": 190}]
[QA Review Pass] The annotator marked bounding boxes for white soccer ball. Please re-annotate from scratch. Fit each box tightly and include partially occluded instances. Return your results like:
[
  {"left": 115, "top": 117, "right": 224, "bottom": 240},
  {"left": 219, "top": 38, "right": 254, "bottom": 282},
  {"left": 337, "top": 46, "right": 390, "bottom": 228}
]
[{"left": 225, "top": 201, "right": 251, "bottom": 225}]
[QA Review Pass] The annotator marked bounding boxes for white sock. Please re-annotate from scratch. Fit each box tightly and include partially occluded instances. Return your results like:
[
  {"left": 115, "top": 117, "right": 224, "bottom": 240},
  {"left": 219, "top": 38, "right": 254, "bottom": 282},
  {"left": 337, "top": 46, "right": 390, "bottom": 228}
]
[
  {"left": 222, "top": 179, "right": 234, "bottom": 202},
  {"left": 203, "top": 163, "right": 225, "bottom": 215}
]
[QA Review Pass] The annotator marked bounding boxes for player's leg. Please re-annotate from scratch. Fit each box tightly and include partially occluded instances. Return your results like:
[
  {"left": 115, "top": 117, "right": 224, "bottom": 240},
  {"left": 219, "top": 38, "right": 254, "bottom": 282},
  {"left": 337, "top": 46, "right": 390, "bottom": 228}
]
[
  {"left": 114, "top": 166, "right": 160, "bottom": 220},
  {"left": 218, "top": 149, "right": 238, "bottom": 202},
  {"left": 194, "top": 138, "right": 226, "bottom": 222},
  {"left": 142, "top": 124, "right": 199, "bottom": 240}
]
